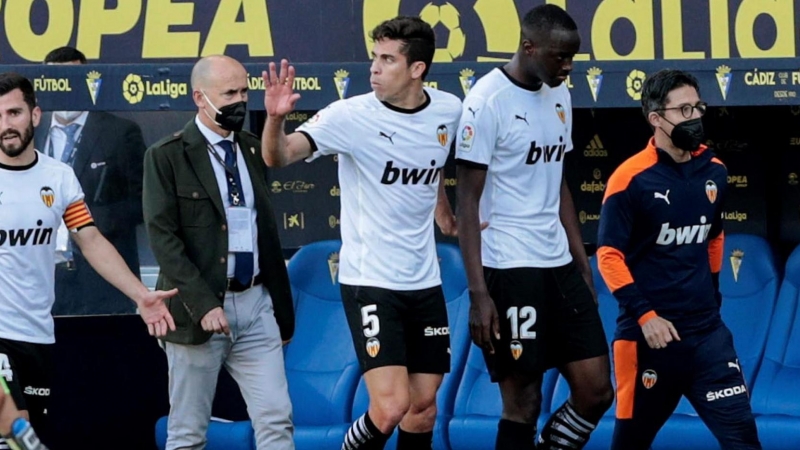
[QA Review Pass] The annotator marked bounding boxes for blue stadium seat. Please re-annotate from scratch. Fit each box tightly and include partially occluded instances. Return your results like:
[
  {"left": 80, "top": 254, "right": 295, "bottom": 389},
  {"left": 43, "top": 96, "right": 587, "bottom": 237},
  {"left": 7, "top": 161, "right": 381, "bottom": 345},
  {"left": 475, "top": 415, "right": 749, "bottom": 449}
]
[
  {"left": 350, "top": 243, "right": 470, "bottom": 450},
  {"left": 653, "top": 234, "right": 779, "bottom": 450},
  {"left": 546, "top": 257, "right": 617, "bottom": 449},
  {"left": 155, "top": 416, "right": 255, "bottom": 450},
  {"left": 285, "top": 240, "right": 361, "bottom": 450},
  {"left": 750, "top": 244, "right": 800, "bottom": 449},
  {"left": 448, "top": 345, "right": 560, "bottom": 450},
  {"left": 448, "top": 343, "right": 503, "bottom": 450}
]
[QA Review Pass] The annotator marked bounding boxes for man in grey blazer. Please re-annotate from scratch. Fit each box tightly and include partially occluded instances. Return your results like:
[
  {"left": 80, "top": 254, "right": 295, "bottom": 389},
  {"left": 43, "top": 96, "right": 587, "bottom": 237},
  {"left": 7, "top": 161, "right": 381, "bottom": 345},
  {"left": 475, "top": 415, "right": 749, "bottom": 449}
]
[{"left": 143, "top": 55, "right": 295, "bottom": 450}]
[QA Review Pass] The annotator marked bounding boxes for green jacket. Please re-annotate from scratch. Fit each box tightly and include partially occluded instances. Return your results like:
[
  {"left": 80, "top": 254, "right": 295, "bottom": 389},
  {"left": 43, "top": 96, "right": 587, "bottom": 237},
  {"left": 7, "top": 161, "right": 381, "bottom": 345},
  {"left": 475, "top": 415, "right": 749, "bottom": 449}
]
[{"left": 143, "top": 120, "right": 294, "bottom": 345}]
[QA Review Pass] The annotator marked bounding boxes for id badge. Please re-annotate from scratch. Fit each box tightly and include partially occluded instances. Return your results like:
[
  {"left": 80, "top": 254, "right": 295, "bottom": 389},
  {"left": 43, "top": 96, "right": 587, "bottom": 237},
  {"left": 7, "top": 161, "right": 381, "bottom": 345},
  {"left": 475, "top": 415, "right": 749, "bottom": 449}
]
[{"left": 227, "top": 207, "right": 254, "bottom": 252}]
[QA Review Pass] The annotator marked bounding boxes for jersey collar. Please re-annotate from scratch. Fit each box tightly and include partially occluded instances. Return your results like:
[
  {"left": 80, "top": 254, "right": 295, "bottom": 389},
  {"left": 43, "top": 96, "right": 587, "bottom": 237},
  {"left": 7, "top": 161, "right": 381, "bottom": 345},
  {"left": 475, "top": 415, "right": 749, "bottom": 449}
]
[
  {"left": 648, "top": 137, "right": 712, "bottom": 167},
  {"left": 380, "top": 90, "right": 431, "bottom": 114},
  {"left": 499, "top": 67, "right": 543, "bottom": 92},
  {"left": 0, "top": 150, "right": 38, "bottom": 171}
]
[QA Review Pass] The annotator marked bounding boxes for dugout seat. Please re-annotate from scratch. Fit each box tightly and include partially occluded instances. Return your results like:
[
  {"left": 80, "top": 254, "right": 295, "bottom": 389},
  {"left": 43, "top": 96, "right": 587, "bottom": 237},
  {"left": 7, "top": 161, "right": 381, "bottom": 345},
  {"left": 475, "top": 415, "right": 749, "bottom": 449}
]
[
  {"left": 448, "top": 348, "right": 560, "bottom": 450},
  {"left": 285, "top": 240, "right": 361, "bottom": 450},
  {"left": 750, "top": 243, "right": 800, "bottom": 449},
  {"left": 350, "top": 243, "right": 470, "bottom": 450},
  {"left": 546, "top": 256, "right": 618, "bottom": 449},
  {"left": 653, "top": 234, "right": 780, "bottom": 450},
  {"left": 155, "top": 417, "right": 255, "bottom": 450}
]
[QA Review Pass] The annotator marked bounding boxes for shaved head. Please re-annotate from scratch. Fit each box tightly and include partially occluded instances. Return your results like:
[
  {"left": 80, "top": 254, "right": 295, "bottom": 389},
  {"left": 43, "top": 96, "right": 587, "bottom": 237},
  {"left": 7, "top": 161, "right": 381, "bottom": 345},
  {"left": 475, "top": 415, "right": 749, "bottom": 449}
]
[
  {"left": 191, "top": 55, "right": 249, "bottom": 135},
  {"left": 191, "top": 55, "right": 247, "bottom": 90}
]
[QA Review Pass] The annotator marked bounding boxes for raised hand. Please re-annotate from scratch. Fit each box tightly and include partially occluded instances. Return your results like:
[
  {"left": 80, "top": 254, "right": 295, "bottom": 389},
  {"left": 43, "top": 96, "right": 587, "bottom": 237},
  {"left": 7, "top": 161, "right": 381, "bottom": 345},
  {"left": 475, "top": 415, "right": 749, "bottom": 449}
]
[{"left": 262, "top": 59, "right": 302, "bottom": 119}]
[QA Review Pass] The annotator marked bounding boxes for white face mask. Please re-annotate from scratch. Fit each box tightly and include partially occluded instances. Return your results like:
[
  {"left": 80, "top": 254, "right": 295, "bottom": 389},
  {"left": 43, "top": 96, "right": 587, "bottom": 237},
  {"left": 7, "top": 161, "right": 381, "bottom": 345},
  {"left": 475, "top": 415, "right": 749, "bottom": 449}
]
[{"left": 53, "top": 111, "right": 82, "bottom": 123}]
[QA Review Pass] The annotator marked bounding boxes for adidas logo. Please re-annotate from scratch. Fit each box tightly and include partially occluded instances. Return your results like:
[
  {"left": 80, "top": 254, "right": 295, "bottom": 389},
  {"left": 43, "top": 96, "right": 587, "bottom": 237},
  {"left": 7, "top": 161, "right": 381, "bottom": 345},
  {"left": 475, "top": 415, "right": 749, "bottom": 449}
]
[{"left": 584, "top": 135, "right": 608, "bottom": 158}]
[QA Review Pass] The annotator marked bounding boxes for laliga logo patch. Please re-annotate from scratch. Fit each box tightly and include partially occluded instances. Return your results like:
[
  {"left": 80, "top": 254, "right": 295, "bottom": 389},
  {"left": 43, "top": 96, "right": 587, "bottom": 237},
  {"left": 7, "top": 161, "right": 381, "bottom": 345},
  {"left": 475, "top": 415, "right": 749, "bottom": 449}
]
[
  {"left": 705, "top": 180, "right": 718, "bottom": 204},
  {"left": 40, "top": 187, "right": 55, "bottom": 208},
  {"left": 306, "top": 113, "right": 321, "bottom": 125},
  {"left": 510, "top": 340, "right": 523, "bottom": 360},
  {"left": 366, "top": 337, "right": 381, "bottom": 358},
  {"left": 642, "top": 369, "right": 658, "bottom": 389},
  {"left": 461, "top": 124, "right": 474, "bottom": 142},
  {"left": 555, "top": 103, "right": 566, "bottom": 124},
  {"left": 459, "top": 123, "right": 475, "bottom": 153},
  {"left": 437, "top": 124, "right": 448, "bottom": 147}
]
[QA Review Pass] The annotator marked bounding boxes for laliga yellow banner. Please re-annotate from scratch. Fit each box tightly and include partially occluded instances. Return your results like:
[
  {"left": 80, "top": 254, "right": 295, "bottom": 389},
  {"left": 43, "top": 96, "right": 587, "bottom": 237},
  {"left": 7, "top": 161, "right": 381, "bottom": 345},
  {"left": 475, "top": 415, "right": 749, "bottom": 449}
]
[{"left": 0, "top": 0, "right": 797, "bottom": 63}]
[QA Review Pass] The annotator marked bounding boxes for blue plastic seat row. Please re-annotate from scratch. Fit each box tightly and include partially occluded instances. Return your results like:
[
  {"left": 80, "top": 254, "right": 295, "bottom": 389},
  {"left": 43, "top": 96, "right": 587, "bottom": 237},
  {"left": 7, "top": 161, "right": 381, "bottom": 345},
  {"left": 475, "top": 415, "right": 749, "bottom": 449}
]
[{"left": 156, "top": 235, "right": 800, "bottom": 450}]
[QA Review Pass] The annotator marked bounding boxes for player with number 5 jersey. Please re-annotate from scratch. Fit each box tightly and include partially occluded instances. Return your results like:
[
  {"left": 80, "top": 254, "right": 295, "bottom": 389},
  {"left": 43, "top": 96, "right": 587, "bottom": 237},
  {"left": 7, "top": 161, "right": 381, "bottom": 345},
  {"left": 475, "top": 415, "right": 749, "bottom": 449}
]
[
  {"left": 261, "top": 16, "right": 463, "bottom": 450},
  {"left": 455, "top": 5, "right": 613, "bottom": 450}
]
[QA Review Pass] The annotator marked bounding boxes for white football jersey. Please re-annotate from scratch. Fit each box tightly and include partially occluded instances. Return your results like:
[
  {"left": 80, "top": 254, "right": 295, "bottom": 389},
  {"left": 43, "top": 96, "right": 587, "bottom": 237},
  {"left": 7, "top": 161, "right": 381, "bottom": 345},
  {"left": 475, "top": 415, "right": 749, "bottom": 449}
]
[
  {"left": 0, "top": 153, "right": 93, "bottom": 343},
  {"left": 297, "top": 88, "right": 461, "bottom": 290},
  {"left": 456, "top": 68, "right": 574, "bottom": 268}
]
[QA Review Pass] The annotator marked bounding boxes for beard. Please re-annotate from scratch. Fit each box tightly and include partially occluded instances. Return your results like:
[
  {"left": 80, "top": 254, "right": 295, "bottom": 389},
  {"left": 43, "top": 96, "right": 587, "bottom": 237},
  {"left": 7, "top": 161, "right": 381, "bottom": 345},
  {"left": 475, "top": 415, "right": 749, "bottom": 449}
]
[{"left": 0, "top": 121, "right": 34, "bottom": 159}]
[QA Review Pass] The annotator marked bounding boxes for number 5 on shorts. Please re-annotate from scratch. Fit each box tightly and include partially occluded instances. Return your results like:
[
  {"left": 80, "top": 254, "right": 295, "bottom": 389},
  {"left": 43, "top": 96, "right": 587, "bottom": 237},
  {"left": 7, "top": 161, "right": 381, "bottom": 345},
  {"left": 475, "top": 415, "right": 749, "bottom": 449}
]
[
  {"left": 361, "top": 305, "right": 380, "bottom": 337},
  {"left": 507, "top": 306, "right": 537, "bottom": 339}
]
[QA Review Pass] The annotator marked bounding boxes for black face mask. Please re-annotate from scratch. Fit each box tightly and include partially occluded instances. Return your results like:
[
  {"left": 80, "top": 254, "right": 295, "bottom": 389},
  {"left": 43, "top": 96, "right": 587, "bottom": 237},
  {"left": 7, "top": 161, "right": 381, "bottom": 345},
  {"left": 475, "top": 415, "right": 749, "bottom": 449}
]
[
  {"left": 203, "top": 91, "right": 246, "bottom": 132},
  {"left": 663, "top": 117, "right": 704, "bottom": 152}
]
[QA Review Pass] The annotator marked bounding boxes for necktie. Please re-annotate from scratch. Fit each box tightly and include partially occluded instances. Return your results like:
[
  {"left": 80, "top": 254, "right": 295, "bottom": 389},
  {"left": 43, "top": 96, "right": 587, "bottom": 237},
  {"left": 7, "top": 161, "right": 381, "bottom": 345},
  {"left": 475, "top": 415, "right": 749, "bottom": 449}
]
[
  {"left": 60, "top": 123, "right": 81, "bottom": 166},
  {"left": 218, "top": 140, "right": 254, "bottom": 286},
  {"left": 60, "top": 123, "right": 81, "bottom": 267}
]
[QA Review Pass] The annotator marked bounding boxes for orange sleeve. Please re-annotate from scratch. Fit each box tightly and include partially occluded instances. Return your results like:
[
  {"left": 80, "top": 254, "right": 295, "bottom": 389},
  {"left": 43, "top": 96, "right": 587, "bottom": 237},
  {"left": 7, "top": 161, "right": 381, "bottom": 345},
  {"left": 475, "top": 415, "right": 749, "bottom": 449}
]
[
  {"left": 708, "top": 230, "right": 724, "bottom": 273},
  {"left": 63, "top": 200, "right": 94, "bottom": 230},
  {"left": 597, "top": 246, "right": 635, "bottom": 292},
  {"left": 598, "top": 142, "right": 661, "bottom": 325}
]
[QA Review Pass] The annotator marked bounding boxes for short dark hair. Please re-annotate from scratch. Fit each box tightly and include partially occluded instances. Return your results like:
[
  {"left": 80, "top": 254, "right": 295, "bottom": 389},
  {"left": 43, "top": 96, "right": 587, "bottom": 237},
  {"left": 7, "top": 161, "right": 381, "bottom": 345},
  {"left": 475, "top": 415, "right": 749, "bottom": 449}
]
[
  {"left": 641, "top": 69, "right": 700, "bottom": 116},
  {"left": 0, "top": 73, "right": 36, "bottom": 110},
  {"left": 521, "top": 4, "right": 578, "bottom": 37},
  {"left": 369, "top": 16, "right": 435, "bottom": 79},
  {"left": 44, "top": 46, "right": 87, "bottom": 64}
]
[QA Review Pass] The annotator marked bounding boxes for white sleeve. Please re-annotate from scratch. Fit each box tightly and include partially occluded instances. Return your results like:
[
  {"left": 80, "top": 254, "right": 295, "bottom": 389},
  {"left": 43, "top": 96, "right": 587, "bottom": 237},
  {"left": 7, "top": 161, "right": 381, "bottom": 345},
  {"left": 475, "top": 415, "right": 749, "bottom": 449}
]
[
  {"left": 296, "top": 100, "right": 353, "bottom": 162},
  {"left": 454, "top": 94, "right": 497, "bottom": 167}
]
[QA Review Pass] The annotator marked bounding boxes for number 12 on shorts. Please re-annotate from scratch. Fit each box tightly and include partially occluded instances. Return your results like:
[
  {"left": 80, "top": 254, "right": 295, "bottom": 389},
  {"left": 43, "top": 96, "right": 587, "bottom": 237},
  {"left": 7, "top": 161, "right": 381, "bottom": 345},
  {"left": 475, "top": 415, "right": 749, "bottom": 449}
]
[{"left": 507, "top": 306, "right": 537, "bottom": 339}]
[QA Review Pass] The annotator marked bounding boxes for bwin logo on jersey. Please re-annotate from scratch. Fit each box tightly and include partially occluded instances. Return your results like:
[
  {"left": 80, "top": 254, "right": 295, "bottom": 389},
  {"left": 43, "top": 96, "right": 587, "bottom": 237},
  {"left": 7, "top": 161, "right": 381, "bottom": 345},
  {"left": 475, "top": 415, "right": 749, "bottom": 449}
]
[
  {"left": 656, "top": 216, "right": 712, "bottom": 246},
  {"left": 526, "top": 138, "right": 566, "bottom": 165},
  {"left": 0, "top": 220, "right": 54, "bottom": 247},
  {"left": 381, "top": 160, "right": 440, "bottom": 185}
]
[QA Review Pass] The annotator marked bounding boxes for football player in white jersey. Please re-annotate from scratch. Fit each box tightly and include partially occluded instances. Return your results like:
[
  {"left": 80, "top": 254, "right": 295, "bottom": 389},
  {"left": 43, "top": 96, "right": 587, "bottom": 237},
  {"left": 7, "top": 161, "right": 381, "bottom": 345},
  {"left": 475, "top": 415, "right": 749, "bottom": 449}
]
[
  {"left": 0, "top": 72, "right": 176, "bottom": 448},
  {"left": 261, "top": 16, "right": 463, "bottom": 450},
  {"left": 455, "top": 5, "right": 613, "bottom": 450}
]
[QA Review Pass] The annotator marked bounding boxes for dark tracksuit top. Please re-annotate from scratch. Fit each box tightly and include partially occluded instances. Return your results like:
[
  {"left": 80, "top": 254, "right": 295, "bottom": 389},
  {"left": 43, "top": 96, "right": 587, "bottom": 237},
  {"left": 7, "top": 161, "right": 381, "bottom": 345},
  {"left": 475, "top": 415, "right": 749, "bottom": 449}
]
[{"left": 597, "top": 138, "right": 727, "bottom": 341}]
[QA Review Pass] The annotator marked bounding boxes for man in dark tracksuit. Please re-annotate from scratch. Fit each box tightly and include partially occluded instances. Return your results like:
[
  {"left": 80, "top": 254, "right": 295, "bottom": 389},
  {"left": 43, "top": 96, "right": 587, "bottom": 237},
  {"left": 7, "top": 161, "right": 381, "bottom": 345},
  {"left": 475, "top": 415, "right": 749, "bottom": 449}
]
[{"left": 597, "top": 69, "right": 761, "bottom": 450}]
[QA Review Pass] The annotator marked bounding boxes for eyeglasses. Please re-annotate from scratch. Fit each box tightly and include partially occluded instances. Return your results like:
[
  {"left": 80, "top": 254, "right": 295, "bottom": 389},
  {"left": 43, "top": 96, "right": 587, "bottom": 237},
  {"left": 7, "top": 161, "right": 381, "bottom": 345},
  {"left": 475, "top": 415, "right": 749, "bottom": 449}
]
[{"left": 655, "top": 101, "right": 707, "bottom": 119}]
